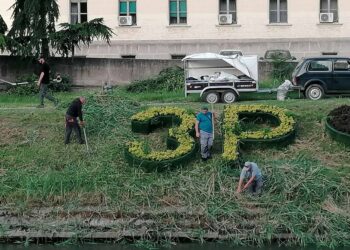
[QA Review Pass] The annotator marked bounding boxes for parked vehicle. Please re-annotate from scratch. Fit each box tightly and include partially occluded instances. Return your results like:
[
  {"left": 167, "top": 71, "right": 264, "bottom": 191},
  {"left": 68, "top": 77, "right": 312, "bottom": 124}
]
[
  {"left": 260, "top": 49, "right": 296, "bottom": 61},
  {"left": 292, "top": 57, "right": 350, "bottom": 100},
  {"left": 183, "top": 53, "right": 259, "bottom": 103}
]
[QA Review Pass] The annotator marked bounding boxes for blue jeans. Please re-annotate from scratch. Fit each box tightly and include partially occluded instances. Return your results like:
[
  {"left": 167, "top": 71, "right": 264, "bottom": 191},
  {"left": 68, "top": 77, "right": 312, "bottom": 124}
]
[{"left": 200, "top": 130, "right": 213, "bottom": 159}]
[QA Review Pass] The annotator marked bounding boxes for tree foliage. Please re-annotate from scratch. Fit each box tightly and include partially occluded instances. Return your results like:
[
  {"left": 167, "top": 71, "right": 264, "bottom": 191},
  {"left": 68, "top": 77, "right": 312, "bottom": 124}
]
[
  {"left": 0, "top": 15, "right": 7, "bottom": 51},
  {"left": 51, "top": 18, "right": 114, "bottom": 58},
  {"left": 0, "top": 15, "right": 7, "bottom": 34},
  {"left": 7, "top": 0, "right": 59, "bottom": 58}
]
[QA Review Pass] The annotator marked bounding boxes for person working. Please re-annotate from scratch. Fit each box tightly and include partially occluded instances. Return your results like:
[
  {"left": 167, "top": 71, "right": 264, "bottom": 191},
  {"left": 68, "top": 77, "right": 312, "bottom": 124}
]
[
  {"left": 65, "top": 97, "right": 86, "bottom": 145},
  {"left": 236, "top": 162, "right": 263, "bottom": 195},
  {"left": 195, "top": 106, "right": 214, "bottom": 161},
  {"left": 37, "top": 56, "right": 58, "bottom": 108}
]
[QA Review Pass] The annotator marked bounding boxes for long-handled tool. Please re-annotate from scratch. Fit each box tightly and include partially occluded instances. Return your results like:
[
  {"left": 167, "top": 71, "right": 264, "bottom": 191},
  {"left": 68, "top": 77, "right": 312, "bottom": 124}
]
[
  {"left": 211, "top": 102, "right": 215, "bottom": 140},
  {"left": 83, "top": 127, "right": 90, "bottom": 152},
  {"left": 0, "top": 79, "right": 29, "bottom": 86}
]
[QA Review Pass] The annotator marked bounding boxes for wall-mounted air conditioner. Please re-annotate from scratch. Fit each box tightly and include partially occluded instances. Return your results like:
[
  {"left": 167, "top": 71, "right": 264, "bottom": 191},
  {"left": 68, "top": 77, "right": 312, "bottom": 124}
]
[
  {"left": 320, "top": 13, "right": 334, "bottom": 23},
  {"left": 219, "top": 14, "right": 233, "bottom": 25},
  {"left": 119, "top": 16, "right": 132, "bottom": 26}
]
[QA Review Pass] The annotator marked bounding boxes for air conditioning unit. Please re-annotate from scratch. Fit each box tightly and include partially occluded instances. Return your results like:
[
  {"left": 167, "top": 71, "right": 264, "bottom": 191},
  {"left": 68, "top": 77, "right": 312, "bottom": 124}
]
[
  {"left": 119, "top": 16, "right": 132, "bottom": 26},
  {"left": 219, "top": 14, "right": 233, "bottom": 25},
  {"left": 320, "top": 13, "right": 334, "bottom": 23}
]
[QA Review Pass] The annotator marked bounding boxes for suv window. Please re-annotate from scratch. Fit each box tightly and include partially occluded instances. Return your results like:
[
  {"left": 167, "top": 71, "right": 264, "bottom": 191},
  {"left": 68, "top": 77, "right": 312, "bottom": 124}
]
[
  {"left": 308, "top": 60, "right": 332, "bottom": 72},
  {"left": 334, "top": 60, "right": 350, "bottom": 71}
]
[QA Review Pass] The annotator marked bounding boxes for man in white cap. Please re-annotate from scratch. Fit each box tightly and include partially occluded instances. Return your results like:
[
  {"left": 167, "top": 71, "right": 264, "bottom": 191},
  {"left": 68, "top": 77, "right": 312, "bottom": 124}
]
[{"left": 236, "top": 162, "right": 263, "bottom": 195}]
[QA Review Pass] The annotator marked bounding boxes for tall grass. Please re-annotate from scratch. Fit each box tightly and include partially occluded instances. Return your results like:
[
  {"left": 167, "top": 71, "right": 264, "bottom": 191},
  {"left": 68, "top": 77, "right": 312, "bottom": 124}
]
[{"left": 0, "top": 91, "right": 350, "bottom": 247}]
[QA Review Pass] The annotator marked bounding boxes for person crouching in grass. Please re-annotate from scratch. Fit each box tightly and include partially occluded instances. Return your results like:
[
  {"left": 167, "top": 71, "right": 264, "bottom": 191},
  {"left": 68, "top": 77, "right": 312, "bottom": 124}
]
[
  {"left": 195, "top": 106, "right": 215, "bottom": 161},
  {"left": 236, "top": 162, "right": 263, "bottom": 196}
]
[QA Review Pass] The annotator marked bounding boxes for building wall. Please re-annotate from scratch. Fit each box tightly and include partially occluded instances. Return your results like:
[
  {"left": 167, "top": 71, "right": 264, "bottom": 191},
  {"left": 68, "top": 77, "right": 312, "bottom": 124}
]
[{"left": 1, "top": 0, "right": 350, "bottom": 59}]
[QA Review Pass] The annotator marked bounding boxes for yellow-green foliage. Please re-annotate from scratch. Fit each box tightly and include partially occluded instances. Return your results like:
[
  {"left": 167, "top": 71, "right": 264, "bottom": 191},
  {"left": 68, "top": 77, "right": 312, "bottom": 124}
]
[
  {"left": 129, "top": 107, "right": 196, "bottom": 161},
  {"left": 223, "top": 105, "right": 295, "bottom": 161}
]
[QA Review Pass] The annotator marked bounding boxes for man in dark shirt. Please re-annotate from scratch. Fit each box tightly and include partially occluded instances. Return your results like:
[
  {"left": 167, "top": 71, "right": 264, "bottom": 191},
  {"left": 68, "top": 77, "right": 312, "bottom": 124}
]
[
  {"left": 37, "top": 56, "right": 58, "bottom": 108},
  {"left": 65, "top": 97, "right": 86, "bottom": 145}
]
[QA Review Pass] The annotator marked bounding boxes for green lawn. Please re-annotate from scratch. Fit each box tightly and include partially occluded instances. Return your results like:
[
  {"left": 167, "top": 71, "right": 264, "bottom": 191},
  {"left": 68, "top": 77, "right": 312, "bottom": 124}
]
[{"left": 0, "top": 88, "right": 349, "bottom": 247}]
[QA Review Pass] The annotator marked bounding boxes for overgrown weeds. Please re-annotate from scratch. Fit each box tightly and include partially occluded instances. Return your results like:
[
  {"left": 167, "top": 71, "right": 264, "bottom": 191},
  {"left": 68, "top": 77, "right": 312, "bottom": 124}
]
[
  {"left": 7, "top": 73, "right": 72, "bottom": 96},
  {"left": 126, "top": 66, "right": 184, "bottom": 93},
  {"left": 0, "top": 91, "right": 350, "bottom": 247}
]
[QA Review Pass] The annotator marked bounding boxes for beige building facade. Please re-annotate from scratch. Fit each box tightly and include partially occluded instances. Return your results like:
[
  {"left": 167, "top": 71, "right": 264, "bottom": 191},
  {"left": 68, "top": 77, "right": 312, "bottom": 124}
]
[{"left": 1, "top": 0, "right": 350, "bottom": 59}]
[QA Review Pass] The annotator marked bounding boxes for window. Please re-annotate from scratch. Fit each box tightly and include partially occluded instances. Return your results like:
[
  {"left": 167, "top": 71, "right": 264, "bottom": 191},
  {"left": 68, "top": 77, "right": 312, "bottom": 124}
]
[
  {"left": 334, "top": 60, "right": 350, "bottom": 71},
  {"left": 70, "top": 0, "right": 87, "bottom": 24},
  {"left": 121, "top": 55, "right": 136, "bottom": 59},
  {"left": 119, "top": 0, "right": 137, "bottom": 25},
  {"left": 219, "top": 0, "right": 237, "bottom": 24},
  {"left": 169, "top": 0, "right": 187, "bottom": 24},
  {"left": 171, "top": 54, "right": 186, "bottom": 59},
  {"left": 269, "top": 0, "right": 287, "bottom": 23},
  {"left": 308, "top": 60, "right": 332, "bottom": 72},
  {"left": 322, "top": 52, "right": 338, "bottom": 56},
  {"left": 320, "top": 0, "right": 338, "bottom": 22}
]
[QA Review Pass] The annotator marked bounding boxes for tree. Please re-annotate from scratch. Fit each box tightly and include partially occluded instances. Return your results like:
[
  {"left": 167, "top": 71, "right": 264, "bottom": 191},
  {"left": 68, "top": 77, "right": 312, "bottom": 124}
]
[
  {"left": 0, "top": 15, "right": 7, "bottom": 51},
  {"left": 7, "top": 0, "right": 59, "bottom": 58},
  {"left": 51, "top": 18, "right": 114, "bottom": 58}
]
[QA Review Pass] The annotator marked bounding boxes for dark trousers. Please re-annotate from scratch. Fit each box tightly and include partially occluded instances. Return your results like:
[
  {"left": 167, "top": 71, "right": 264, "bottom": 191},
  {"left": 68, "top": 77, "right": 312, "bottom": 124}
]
[
  {"left": 39, "top": 84, "right": 56, "bottom": 105},
  {"left": 248, "top": 177, "right": 263, "bottom": 195},
  {"left": 65, "top": 115, "right": 83, "bottom": 144}
]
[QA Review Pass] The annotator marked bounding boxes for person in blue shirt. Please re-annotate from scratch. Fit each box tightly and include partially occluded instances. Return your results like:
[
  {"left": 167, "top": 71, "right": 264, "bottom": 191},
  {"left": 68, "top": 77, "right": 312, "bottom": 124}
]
[
  {"left": 236, "top": 162, "right": 263, "bottom": 195},
  {"left": 195, "top": 106, "right": 215, "bottom": 161}
]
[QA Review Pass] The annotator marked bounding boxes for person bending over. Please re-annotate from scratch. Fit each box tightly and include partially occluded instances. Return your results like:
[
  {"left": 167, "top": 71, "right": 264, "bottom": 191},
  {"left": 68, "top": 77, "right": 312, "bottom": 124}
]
[
  {"left": 236, "top": 162, "right": 263, "bottom": 195},
  {"left": 65, "top": 97, "right": 86, "bottom": 145}
]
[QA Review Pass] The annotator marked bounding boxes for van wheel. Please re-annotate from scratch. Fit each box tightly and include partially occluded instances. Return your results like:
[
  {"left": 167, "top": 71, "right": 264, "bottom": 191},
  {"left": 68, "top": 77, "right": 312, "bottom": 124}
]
[
  {"left": 306, "top": 84, "right": 324, "bottom": 100},
  {"left": 222, "top": 91, "right": 237, "bottom": 103},
  {"left": 203, "top": 91, "right": 220, "bottom": 104}
]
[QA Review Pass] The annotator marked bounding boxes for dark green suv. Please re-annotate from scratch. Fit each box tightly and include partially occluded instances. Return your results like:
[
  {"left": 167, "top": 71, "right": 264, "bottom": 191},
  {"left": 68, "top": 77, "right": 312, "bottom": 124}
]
[{"left": 292, "top": 57, "right": 350, "bottom": 100}]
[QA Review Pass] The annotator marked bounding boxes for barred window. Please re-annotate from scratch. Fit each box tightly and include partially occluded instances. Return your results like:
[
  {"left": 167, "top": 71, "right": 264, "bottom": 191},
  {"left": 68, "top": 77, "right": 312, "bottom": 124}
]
[{"left": 269, "top": 0, "right": 288, "bottom": 23}]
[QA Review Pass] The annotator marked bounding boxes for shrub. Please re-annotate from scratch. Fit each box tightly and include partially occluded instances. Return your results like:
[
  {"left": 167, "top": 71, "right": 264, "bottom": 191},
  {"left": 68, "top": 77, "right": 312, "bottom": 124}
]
[
  {"left": 7, "top": 73, "right": 72, "bottom": 96},
  {"left": 126, "top": 66, "right": 184, "bottom": 92},
  {"left": 222, "top": 105, "right": 296, "bottom": 162},
  {"left": 48, "top": 74, "right": 72, "bottom": 92},
  {"left": 126, "top": 107, "right": 198, "bottom": 171},
  {"left": 7, "top": 74, "right": 38, "bottom": 96},
  {"left": 270, "top": 55, "right": 295, "bottom": 82}
]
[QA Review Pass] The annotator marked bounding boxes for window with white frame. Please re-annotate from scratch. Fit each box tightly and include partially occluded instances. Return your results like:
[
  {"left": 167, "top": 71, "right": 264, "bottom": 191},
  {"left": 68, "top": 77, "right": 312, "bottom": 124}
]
[
  {"left": 70, "top": 0, "right": 87, "bottom": 24},
  {"left": 119, "top": 0, "right": 137, "bottom": 25},
  {"left": 169, "top": 0, "right": 187, "bottom": 25},
  {"left": 320, "top": 0, "right": 338, "bottom": 22},
  {"left": 219, "top": 0, "right": 237, "bottom": 24},
  {"left": 269, "top": 0, "right": 287, "bottom": 23}
]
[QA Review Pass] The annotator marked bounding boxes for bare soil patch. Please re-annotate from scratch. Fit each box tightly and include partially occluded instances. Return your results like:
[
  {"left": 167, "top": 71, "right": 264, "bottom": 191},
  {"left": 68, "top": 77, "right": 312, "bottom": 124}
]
[{"left": 329, "top": 105, "right": 350, "bottom": 134}]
